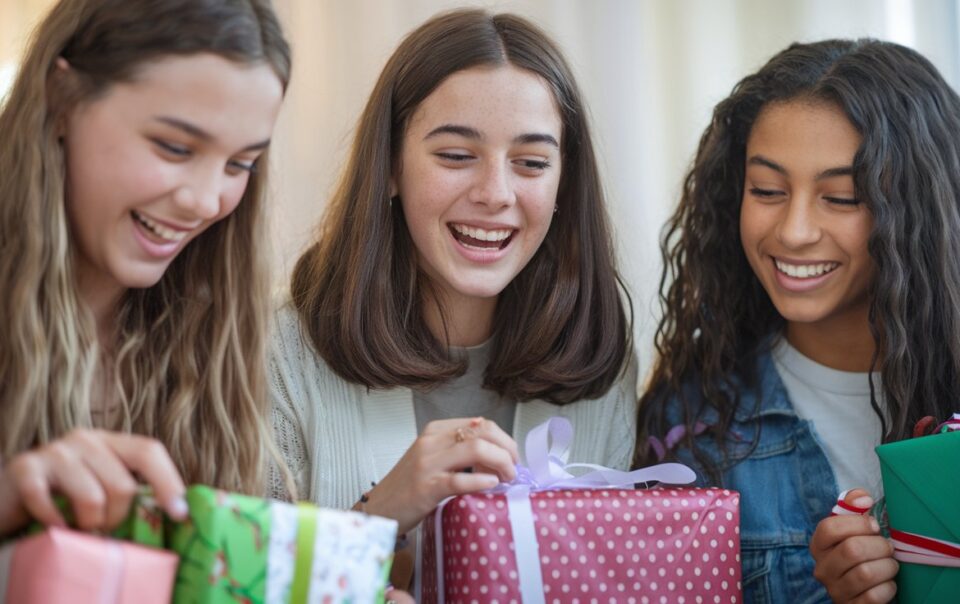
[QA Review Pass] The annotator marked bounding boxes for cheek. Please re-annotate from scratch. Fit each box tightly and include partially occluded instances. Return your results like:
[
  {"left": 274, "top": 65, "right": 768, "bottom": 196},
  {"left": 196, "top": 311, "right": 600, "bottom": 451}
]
[{"left": 218, "top": 177, "right": 251, "bottom": 220}]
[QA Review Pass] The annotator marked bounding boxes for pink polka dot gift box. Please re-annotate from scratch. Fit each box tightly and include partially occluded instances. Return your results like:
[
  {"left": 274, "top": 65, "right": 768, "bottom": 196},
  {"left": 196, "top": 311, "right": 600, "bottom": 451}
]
[{"left": 417, "top": 418, "right": 742, "bottom": 603}]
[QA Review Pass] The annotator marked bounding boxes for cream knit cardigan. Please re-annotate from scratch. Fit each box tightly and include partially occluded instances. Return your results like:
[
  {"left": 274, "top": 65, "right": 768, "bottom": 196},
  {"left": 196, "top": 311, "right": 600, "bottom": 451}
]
[{"left": 268, "top": 304, "right": 639, "bottom": 508}]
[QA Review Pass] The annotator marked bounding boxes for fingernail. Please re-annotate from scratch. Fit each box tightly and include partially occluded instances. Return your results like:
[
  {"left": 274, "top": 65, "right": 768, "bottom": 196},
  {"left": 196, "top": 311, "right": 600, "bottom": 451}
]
[
  {"left": 869, "top": 517, "right": 880, "bottom": 533},
  {"left": 167, "top": 496, "right": 189, "bottom": 520},
  {"left": 852, "top": 495, "right": 873, "bottom": 508}
]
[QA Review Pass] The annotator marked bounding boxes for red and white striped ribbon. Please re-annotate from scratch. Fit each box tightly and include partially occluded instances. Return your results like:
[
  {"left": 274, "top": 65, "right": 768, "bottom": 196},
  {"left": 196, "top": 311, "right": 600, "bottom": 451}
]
[
  {"left": 831, "top": 490, "right": 960, "bottom": 568},
  {"left": 830, "top": 489, "right": 872, "bottom": 517},
  {"left": 890, "top": 529, "right": 960, "bottom": 568}
]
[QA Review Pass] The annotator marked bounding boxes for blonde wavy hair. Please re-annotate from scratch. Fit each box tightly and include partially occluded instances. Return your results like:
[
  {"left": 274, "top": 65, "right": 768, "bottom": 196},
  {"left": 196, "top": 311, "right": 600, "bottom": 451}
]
[{"left": 0, "top": 0, "right": 291, "bottom": 495}]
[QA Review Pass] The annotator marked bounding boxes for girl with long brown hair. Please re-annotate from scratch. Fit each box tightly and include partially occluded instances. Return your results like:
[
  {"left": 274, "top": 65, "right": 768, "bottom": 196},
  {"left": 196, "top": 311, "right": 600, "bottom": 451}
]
[
  {"left": 270, "top": 9, "right": 636, "bottom": 539},
  {"left": 0, "top": 0, "right": 290, "bottom": 538},
  {"left": 636, "top": 39, "right": 960, "bottom": 603}
]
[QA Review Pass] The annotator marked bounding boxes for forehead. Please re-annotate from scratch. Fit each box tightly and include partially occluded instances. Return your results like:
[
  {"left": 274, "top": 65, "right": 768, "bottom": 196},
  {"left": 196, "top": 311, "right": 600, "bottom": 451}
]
[
  {"left": 406, "top": 64, "right": 562, "bottom": 140},
  {"left": 746, "top": 100, "right": 861, "bottom": 168},
  {"left": 81, "top": 53, "right": 283, "bottom": 146}
]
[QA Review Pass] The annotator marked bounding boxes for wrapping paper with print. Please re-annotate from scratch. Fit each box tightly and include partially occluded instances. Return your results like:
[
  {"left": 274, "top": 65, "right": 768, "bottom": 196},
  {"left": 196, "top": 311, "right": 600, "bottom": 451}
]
[
  {"left": 876, "top": 426, "right": 960, "bottom": 603},
  {"left": 0, "top": 526, "right": 178, "bottom": 604},
  {"left": 418, "top": 417, "right": 742, "bottom": 603},
  {"left": 421, "top": 487, "right": 742, "bottom": 603},
  {"left": 169, "top": 485, "right": 397, "bottom": 604}
]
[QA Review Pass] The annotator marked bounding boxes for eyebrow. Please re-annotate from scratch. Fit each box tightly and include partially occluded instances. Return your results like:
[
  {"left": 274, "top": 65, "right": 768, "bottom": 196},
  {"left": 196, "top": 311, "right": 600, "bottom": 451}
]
[
  {"left": 153, "top": 116, "right": 271, "bottom": 152},
  {"left": 747, "top": 155, "right": 853, "bottom": 180},
  {"left": 424, "top": 123, "right": 560, "bottom": 149}
]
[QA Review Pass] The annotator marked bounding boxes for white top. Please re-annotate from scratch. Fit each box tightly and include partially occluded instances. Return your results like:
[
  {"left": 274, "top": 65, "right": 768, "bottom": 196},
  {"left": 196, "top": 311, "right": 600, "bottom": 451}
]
[
  {"left": 267, "top": 304, "right": 640, "bottom": 506},
  {"left": 772, "top": 337, "right": 885, "bottom": 497}
]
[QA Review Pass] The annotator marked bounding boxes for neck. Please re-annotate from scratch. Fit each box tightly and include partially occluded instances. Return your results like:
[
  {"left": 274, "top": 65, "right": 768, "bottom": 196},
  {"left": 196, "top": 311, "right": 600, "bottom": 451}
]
[
  {"left": 786, "top": 309, "right": 875, "bottom": 372},
  {"left": 423, "top": 290, "right": 497, "bottom": 348},
  {"left": 75, "top": 265, "right": 126, "bottom": 349}
]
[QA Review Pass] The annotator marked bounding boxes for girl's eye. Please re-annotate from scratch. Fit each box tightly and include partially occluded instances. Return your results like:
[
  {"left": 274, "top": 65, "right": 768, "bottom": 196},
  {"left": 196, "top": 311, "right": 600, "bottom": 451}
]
[
  {"left": 154, "top": 139, "right": 190, "bottom": 157},
  {"left": 748, "top": 187, "right": 783, "bottom": 198},
  {"left": 226, "top": 159, "right": 258, "bottom": 175},
  {"left": 824, "top": 196, "right": 860, "bottom": 206},
  {"left": 435, "top": 152, "right": 473, "bottom": 163},
  {"left": 515, "top": 159, "right": 551, "bottom": 172}
]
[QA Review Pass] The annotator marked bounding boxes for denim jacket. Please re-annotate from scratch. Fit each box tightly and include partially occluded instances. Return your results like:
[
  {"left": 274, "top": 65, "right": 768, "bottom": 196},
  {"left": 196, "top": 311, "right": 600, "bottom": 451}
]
[{"left": 663, "top": 350, "right": 836, "bottom": 604}]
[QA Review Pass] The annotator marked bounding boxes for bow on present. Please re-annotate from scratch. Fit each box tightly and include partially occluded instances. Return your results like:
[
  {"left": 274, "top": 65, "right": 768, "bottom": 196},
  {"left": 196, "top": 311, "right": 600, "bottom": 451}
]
[{"left": 430, "top": 417, "right": 696, "bottom": 604}]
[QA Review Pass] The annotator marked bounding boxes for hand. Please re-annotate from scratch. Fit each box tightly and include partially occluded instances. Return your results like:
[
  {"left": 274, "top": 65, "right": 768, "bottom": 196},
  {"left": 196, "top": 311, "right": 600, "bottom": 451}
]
[
  {"left": 360, "top": 417, "right": 519, "bottom": 534},
  {"left": 810, "top": 488, "right": 898, "bottom": 603},
  {"left": 385, "top": 588, "right": 415, "bottom": 604},
  {"left": 0, "top": 429, "right": 188, "bottom": 538}
]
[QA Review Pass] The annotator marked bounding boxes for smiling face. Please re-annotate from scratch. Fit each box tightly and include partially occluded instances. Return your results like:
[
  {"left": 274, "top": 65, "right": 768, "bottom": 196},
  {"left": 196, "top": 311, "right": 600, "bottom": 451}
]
[
  {"left": 62, "top": 53, "right": 283, "bottom": 302},
  {"left": 393, "top": 64, "right": 562, "bottom": 327},
  {"left": 740, "top": 100, "right": 875, "bottom": 342}
]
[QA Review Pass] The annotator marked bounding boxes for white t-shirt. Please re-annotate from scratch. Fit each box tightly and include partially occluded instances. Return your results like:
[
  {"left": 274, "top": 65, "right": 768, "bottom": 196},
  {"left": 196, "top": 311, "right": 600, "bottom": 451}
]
[{"left": 772, "top": 338, "right": 886, "bottom": 498}]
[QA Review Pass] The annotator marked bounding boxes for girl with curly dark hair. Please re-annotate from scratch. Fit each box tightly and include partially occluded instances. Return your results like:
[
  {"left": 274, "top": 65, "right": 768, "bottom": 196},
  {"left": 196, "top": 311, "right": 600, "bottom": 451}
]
[{"left": 635, "top": 39, "right": 960, "bottom": 603}]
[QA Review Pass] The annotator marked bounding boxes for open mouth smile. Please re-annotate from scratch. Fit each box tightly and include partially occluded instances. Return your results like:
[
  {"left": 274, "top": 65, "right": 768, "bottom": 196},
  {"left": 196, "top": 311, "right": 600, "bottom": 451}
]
[{"left": 448, "top": 223, "right": 515, "bottom": 251}]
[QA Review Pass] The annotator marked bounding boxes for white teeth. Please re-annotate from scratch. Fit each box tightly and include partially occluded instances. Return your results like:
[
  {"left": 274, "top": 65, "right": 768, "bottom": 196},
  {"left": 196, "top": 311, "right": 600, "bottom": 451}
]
[
  {"left": 451, "top": 223, "right": 512, "bottom": 242},
  {"left": 775, "top": 260, "right": 838, "bottom": 279},
  {"left": 133, "top": 211, "right": 188, "bottom": 242}
]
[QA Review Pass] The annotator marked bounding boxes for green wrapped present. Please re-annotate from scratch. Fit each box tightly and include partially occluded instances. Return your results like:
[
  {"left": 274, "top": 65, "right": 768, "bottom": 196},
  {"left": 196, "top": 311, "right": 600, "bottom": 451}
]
[
  {"left": 876, "top": 422, "right": 960, "bottom": 603},
  {"left": 168, "top": 486, "right": 396, "bottom": 604},
  {"left": 25, "top": 486, "right": 397, "bottom": 603}
]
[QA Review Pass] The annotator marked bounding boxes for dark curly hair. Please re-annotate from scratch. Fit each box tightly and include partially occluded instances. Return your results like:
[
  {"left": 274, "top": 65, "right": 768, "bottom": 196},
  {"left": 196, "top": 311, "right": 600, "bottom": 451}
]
[{"left": 635, "top": 39, "right": 960, "bottom": 480}]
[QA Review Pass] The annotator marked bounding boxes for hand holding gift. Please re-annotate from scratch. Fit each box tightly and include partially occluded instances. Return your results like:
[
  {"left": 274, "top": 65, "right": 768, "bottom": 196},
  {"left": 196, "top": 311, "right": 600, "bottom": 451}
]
[
  {"left": 420, "top": 417, "right": 742, "bottom": 603},
  {"left": 0, "top": 429, "right": 187, "bottom": 538},
  {"left": 361, "top": 417, "right": 519, "bottom": 535},
  {"left": 874, "top": 414, "right": 960, "bottom": 602},
  {"left": 811, "top": 488, "right": 898, "bottom": 603}
]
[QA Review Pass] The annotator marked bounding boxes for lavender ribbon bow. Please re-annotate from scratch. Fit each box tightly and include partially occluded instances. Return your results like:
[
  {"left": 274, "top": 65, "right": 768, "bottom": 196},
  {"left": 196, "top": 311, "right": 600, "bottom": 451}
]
[{"left": 430, "top": 417, "right": 696, "bottom": 604}]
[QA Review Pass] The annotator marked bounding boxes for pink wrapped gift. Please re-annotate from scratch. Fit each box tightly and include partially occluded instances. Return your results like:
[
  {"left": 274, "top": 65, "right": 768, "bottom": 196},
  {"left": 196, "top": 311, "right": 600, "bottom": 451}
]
[
  {"left": 0, "top": 527, "right": 178, "bottom": 604},
  {"left": 418, "top": 418, "right": 742, "bottom": 603},
  {"left": 421, "top": 487, "right": 741, "bottom": 603}
]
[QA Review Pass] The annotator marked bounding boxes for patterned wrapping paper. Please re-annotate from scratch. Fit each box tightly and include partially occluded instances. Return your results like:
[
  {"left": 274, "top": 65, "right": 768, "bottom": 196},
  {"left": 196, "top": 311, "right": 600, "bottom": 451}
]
[
  {"left": 0, "top": 527, "right": 178, "bottom": 604},
  {"left": 421, "top": 487, "right": 742, "bottom": 603},
  {"left": 170, "top": 485, "right": 398, "bottom": 604},
  {"left": 19, "top": 485, "right": 398, "bottom": 604}
]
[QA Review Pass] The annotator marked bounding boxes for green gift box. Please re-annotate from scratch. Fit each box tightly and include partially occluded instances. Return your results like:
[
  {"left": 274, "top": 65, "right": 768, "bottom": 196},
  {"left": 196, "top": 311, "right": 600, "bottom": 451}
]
[{"left": 876, "top": 429, "right": 960, "bottom": 602}]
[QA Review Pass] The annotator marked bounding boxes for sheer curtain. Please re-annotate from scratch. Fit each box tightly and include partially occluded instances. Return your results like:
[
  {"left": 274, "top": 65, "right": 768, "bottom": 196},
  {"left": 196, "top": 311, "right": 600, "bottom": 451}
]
[{"left": 4, "top": 0, "right": 959, "bottom": 378}]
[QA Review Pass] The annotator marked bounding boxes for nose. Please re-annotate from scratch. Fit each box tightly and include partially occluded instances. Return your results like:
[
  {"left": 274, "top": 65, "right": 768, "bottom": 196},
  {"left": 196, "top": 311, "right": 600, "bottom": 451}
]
[
  {"left": 776, "top": 196, "right": 822, "bottom": 249},
  {"left": 469, "top": 160, "right": 515, "bottom": 209},
  {"left": 172, "top": 167, "right": 222, "bottom": 221}
]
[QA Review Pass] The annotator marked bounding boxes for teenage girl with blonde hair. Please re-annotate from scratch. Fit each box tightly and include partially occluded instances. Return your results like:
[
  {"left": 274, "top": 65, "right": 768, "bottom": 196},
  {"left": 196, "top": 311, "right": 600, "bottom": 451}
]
[{"left": 0, "top": 0, "right": 290, "bottom": 538}]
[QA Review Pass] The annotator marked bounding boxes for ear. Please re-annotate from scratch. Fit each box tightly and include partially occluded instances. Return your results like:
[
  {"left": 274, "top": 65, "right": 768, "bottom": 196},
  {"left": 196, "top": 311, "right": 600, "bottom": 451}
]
[{"left": 48, "top": 57, "right": 76, "bottom": 138}]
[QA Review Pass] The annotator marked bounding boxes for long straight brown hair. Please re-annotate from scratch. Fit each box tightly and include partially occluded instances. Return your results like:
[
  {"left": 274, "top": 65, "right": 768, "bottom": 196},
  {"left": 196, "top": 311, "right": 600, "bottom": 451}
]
[
  {"left": 292, "top": 9, "right": 630, "bottom": 403},
  {"left": 0, "top": 0, "right": 290, "bottom": 494}
]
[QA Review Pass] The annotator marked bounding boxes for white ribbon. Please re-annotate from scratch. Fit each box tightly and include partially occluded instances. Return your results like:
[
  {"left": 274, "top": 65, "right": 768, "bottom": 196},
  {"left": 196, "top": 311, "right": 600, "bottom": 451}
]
[{"left": 432, "top": 417, "right": 696, "bottom": 603}]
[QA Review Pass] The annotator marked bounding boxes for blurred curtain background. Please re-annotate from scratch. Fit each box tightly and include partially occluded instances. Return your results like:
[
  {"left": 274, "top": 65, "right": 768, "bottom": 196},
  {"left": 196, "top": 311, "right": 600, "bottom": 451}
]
[{"left": 4, "top": 0, "right": 959, "bottom": 379}]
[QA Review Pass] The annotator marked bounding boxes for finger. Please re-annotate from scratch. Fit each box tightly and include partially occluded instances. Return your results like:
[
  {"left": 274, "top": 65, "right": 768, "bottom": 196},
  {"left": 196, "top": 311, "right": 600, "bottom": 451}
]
[
  {"left": 423, "top": 418, "right": 520, "bottom": 463},
  {"left": 445, "top": 471, "right": 501, "bottom": 496},
  {"left": 70, "top": 432, "right": 140, "bottom": 529},
  {"left": 385, "top": 589, "right": 416, "bottom": 604},
  {"left": 811, "top": 514, "right": 881, "bottom": 554},
  {"left": 101, "top": 433, "right": 188, "bottom": 520},
  {"left": 843, "top": 487, "right": 874, "bottom": 511},
  {"left": 838, "top": 558, "right": 899, "bottom": 603},
  {"left": 42, "top": 442, "right": 111, "bottom": 530},
  {"left": 466, "top": 418, "right": 520, "bottom": 463},
  {"left": 4, "top": 455, "right": 66, "bottom": 529},
  {"left": 850, "top": 579, "right": 897, "bottom": 604},
  {"left": 439, "top": 438, "right": 516, "bottom": 482},
  {"left": 818, "top": 536, "right": 896, "bottom": 593}
]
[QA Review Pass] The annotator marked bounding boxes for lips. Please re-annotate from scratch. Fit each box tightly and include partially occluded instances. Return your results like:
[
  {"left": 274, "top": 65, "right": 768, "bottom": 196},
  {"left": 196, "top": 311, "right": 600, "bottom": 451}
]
[{"left": 131, "top": 210, "right": 191, "bottom": 243}]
